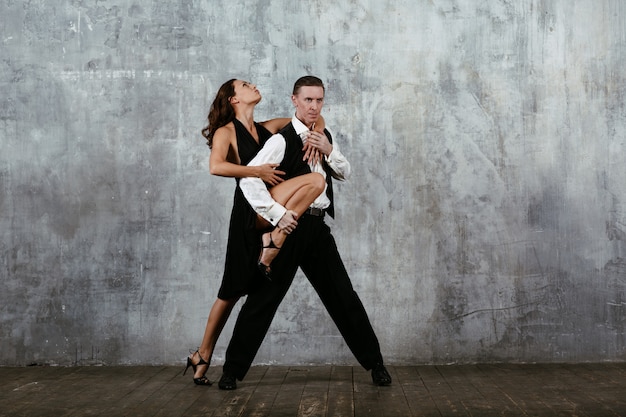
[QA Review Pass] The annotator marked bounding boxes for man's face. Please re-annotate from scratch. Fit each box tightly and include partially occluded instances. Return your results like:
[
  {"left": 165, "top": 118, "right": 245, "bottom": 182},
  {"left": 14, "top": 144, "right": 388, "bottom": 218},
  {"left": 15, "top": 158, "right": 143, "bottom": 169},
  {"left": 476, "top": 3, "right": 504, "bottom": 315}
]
[{"left": 291, "top": 86, "right": 324, "bottom": 128}]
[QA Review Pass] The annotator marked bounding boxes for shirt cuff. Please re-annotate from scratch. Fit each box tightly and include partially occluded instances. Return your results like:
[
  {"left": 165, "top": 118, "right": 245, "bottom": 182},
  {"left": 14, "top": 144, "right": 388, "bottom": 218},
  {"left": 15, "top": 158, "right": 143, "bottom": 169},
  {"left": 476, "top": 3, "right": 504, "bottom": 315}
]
[
  {"left": 326, "top": 148, "right": 338, "bottom": 163},
  {"left": 264, "top": 204, "right": 287, "bottom": 226}
]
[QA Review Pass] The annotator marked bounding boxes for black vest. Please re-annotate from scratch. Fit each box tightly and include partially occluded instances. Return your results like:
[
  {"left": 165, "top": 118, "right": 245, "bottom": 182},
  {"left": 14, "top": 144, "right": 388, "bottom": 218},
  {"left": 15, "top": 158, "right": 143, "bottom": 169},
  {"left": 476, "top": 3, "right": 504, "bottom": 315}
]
[{"left": 277, "top": 123, "right": 335, "bottom": 218}]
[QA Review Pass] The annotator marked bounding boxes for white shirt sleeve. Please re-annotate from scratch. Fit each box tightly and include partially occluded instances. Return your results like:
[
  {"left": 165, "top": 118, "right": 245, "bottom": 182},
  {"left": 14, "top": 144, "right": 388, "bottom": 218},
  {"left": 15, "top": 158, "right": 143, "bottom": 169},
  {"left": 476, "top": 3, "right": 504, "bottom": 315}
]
[
  {"left": 324, "top": 130, "right": 351, "bottom": 180},
  {"left": 239, "top": 134, "right": 287, "bottom": 226}
]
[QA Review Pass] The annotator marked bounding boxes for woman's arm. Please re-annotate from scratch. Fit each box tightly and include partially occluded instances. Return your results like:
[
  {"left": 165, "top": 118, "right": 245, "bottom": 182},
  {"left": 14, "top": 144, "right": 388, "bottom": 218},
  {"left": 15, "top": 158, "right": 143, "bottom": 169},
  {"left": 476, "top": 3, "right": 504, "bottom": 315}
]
[
  {"left": 260, "top": 116, "right": 326, "bottom": 165},
  {"left": 259, "top": 118, "right": 291, "bottom": 134},
  {"left": 260, "top": 115, "right": 327, "bottom": 134},
  {"left": 209, "top": 125, "right": 285, "bottom": 185}
]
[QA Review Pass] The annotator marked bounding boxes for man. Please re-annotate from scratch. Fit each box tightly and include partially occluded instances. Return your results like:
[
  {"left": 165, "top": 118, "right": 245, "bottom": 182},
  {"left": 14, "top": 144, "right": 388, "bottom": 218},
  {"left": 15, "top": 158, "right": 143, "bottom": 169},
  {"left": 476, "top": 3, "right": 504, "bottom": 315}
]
[{"left": 218, "top": 75, "right": 391, "bottom": 390}]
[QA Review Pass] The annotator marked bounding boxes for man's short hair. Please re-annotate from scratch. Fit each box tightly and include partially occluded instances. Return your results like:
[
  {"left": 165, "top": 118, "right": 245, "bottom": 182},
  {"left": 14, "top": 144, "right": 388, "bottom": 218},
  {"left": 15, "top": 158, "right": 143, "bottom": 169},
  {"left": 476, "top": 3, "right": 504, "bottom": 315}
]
[{"left": 293, "top": 75, "right": 325, "bottom": 95}]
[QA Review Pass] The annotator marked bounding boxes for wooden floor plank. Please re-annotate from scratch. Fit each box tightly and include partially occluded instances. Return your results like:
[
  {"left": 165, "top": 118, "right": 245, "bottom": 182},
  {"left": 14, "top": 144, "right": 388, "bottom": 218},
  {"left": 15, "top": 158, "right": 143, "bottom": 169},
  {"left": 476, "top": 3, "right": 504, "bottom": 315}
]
[
  {"left": 271, "top": 389, "right": 304, "bottom": 417},
  {"left": 302, "top": 366, "right": 331, "bottom": 392},
  {"left": 2, "top": 364, "right": 626, "bottom": 416},
  {"left": 238, "top": 389, "right": 278, "bottom": 417},
  {"left": 297, "top": 391, "right": 327, "bottom": 417},
  {"left": 326, "top": 389, "right": 354, "bottom": 417},
  {"left": 328, "top": 365, "right": 353, "bottom": 392},
  {"left": 450, "top": 364, "right": 524, "bottom": 416},
  {"left": 417, "top": 366, "right": 468, "bottom": 416}
]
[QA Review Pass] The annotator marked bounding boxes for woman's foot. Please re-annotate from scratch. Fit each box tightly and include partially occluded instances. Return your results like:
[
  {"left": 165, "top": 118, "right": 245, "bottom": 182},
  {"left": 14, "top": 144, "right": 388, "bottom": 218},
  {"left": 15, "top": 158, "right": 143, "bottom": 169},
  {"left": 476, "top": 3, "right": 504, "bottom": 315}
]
[
  {"left": 183, "top": 350, "right": 212, "bottom": 386},
  {"left": 257, "top": 230, "right": 282, "bottom": 280}
]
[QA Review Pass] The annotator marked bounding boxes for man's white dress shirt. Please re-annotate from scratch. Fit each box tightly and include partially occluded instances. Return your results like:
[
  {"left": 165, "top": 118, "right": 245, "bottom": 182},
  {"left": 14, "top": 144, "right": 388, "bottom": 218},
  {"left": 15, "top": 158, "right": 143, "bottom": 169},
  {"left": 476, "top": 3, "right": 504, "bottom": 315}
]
[{"left": 240, "top": 116, "right": 351, "bottom": 226}]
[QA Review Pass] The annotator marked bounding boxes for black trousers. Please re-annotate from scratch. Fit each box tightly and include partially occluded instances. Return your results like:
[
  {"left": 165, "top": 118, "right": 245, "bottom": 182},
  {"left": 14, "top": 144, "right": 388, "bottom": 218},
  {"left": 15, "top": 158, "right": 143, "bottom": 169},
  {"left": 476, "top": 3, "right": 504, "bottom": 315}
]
[{"left": 223, "top": 213, "right": 384, "bottom": 380}]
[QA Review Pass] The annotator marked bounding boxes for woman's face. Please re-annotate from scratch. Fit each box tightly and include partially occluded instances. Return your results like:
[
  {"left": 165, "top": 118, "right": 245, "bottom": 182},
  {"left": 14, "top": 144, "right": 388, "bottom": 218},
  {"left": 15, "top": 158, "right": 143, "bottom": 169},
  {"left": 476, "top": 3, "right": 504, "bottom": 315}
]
[{"left": 232, "top": 80, "right": 261, "bottom": 105}]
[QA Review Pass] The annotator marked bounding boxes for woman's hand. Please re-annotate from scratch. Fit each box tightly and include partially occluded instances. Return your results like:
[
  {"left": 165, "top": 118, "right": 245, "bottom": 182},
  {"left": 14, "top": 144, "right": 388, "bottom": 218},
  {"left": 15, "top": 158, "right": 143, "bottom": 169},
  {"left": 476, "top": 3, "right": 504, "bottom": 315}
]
[
  {"left": 302, "top": 131, "right": 332, "bottom": 165},
  {"left": 257, "top": 163, "right": 285, "bottom": 186},
  {"left": 277, "top": 210, "right": 298, "bottom": 234},
  {"left": 303, "top": 143, "right": 322, "bottom": 165}
]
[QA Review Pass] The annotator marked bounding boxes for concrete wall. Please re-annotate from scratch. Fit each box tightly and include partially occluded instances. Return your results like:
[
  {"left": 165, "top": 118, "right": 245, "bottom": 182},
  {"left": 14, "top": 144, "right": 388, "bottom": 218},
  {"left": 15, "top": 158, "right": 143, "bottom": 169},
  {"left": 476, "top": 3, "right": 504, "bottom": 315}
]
[{"left": 1, "top": 0, "right": 625, "bottom": 366}]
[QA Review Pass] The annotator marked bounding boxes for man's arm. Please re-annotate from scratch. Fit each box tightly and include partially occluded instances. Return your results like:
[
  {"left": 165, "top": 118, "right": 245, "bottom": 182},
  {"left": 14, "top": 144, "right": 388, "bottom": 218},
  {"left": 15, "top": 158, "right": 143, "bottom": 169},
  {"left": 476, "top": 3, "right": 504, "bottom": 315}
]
[
  {"left": 305, "top": 128, "right": 351, "bottom": 180},
  {"left": 240, "top": 134, "right": 288, "bottom": 226},
  {"left": 325, "top": 139, "right": 351, "bottom": 180}
]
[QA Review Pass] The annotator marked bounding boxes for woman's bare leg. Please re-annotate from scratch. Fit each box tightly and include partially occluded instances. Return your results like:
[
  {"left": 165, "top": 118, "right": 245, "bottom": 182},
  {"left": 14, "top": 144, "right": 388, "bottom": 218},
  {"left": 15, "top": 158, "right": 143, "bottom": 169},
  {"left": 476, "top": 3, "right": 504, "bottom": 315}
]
[
  {"left": 189, "top": 297, "right": 238, "bottom": 379},
  {"left": 258, "top": 172, "right": 325, "bottom": 268},
  {"left": 191, "top": 174, "right": 324, "bottom": 371},
  {"left": 271, "top": 172, "right": 326, "bottom": 218}
]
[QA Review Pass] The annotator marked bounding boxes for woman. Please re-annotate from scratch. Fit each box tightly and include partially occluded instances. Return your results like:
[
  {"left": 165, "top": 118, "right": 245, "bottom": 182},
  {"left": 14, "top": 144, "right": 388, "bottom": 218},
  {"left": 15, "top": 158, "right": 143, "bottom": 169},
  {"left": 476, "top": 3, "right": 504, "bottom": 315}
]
[{"left": 183, "top": 79, "right": 325, "bottom": 385}]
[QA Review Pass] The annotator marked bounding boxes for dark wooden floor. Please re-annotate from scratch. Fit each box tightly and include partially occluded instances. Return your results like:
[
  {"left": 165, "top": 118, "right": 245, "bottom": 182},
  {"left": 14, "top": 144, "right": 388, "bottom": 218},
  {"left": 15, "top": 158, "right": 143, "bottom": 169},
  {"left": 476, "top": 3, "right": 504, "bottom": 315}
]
[{"left": 1, "top": 363, "right": 625, "bottom": 416}]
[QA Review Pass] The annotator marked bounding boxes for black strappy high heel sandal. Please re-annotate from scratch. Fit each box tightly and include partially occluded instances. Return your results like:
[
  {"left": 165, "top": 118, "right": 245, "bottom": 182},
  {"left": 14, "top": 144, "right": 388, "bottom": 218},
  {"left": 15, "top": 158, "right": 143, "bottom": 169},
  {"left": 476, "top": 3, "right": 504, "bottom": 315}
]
[
  {"left": 183, "top": 350, "right": 213, "bottom": 386},
  {"left": 257, "top": 230, "right": 282, "bottom": 281}
]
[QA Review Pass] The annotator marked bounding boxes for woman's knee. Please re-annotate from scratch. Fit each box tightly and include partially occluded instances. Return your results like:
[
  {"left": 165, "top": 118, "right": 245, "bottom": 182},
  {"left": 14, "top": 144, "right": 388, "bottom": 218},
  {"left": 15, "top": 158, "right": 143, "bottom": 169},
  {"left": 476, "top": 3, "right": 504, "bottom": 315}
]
[{"left": 309, "top": 172, "right": 325, "bottom": 191}]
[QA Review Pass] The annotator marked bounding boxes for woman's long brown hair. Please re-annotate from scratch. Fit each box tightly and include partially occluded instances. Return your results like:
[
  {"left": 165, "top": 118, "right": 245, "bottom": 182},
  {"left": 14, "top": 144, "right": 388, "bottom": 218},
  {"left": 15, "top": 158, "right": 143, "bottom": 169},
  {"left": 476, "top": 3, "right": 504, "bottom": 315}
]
[{"left": 201, "top": 79, "right": 236, "bottom": 148}]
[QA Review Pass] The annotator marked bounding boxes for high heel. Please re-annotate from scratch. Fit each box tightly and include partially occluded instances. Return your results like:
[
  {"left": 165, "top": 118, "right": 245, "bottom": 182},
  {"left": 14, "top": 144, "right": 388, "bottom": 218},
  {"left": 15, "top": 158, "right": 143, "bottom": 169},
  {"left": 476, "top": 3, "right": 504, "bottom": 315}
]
[
  {"left": 183, "top": 350, "right": 212, "bottom": 386},
  {"left": 257, "top": 230, "right": 282, "bottom": 281}
]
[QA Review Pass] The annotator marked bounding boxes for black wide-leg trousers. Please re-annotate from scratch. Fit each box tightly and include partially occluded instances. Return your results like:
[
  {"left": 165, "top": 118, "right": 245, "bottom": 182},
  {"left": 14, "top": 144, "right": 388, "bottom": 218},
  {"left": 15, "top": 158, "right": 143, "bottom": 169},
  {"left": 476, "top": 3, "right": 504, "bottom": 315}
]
[{"left": 223, "top": 214, "right": 384, "bottom": 380}]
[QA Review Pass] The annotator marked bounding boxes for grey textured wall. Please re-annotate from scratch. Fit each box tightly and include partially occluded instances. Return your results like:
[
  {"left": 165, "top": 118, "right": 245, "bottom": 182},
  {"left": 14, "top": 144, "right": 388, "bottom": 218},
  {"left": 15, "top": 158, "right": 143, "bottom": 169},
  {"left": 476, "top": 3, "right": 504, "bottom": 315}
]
[{"left": 1, "top": 0, "right": 625, "bottom": 367}]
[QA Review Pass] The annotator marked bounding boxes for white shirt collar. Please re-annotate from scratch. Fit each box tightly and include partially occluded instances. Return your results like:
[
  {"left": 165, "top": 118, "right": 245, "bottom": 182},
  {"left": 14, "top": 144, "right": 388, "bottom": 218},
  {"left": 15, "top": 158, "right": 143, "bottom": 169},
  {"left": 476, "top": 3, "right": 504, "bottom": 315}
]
[{"left": 291, "top": 115, "right": 310, "bottom": 136}]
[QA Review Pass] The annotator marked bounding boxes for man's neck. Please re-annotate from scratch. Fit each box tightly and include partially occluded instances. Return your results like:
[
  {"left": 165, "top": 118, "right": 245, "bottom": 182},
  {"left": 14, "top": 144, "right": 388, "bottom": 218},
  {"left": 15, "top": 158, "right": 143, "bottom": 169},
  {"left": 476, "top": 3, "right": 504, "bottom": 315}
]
[{"left": 294, "top": 114, "right": 314, "bottom": 130}]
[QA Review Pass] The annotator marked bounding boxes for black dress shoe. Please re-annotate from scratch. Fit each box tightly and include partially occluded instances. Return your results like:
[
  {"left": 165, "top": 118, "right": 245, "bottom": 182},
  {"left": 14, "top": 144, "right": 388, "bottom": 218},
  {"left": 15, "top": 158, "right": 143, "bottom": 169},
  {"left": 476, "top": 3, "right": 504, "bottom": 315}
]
[
  {"left": 371, "top": 364, "right": 392, "bottom": 386},
  {"left": 218, "top": 372, "right": 237, "bottom": 390}
]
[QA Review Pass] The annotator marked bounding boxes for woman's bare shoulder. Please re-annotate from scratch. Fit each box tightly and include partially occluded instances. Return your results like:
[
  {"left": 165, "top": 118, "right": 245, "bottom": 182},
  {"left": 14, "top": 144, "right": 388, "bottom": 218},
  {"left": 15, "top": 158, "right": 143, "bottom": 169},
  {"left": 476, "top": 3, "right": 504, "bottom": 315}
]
[{"left": 213, "top": 122, "right": 236, "bottom": 142}]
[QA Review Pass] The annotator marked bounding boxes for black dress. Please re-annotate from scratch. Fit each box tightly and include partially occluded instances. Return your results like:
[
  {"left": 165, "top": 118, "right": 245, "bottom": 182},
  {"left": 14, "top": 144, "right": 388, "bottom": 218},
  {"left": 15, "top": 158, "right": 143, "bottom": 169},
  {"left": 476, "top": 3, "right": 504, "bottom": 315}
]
[{"left": 217, "top": 119, "right": 273, "bottom": 299}]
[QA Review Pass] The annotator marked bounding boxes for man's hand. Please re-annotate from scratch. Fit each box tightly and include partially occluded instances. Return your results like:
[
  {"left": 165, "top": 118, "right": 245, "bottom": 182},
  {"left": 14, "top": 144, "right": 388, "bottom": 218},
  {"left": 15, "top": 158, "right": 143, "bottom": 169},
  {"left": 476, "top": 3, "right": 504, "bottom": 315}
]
[
  {"left": 256, "top": 164, "right": 285, "bottom": 186},
  {"left": 277, "top": 210, "right": 298, "bottom": 234},
  {"left": 302, "top": 131, "right": 332, "bottom": 164}
]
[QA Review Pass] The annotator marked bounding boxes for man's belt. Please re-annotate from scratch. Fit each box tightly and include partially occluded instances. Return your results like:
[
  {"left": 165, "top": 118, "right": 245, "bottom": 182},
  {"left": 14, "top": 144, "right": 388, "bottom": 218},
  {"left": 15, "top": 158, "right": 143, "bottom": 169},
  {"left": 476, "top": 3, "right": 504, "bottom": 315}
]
[{"left": 305, "top": 207, "right": 325, "bottom": 217}]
